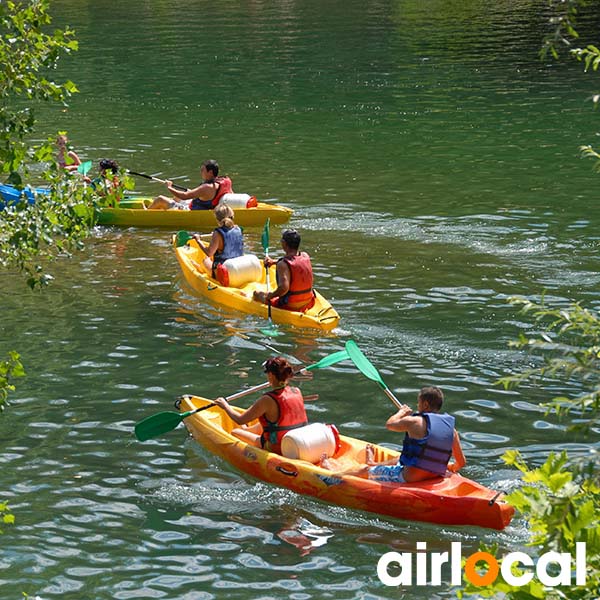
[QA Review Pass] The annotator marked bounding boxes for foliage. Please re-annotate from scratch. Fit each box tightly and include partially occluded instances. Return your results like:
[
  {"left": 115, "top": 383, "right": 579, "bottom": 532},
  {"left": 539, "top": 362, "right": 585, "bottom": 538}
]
[
  {"left": 540, "top": 0, "right": 581, "bottom": 60},
  {"left": 460, "top": 300, "right": 600, "bottom": 600},
  {"left": 0, "top": 501, "right": 15, "bottom": 534},
  {"left": 0, "top": 0, "right": 135, "bottom": 288},
  {"left": 499, "top": 298, "right": 600, "bottom": 432},
  {"left": 0, "top": 351, "right": 25, "bottom": 412},
  {"left": 0, "top": 0, "right": 78, "bottom": 187},
  {"left": 462, "top": 9, "right": 600, "bottom": 595}
]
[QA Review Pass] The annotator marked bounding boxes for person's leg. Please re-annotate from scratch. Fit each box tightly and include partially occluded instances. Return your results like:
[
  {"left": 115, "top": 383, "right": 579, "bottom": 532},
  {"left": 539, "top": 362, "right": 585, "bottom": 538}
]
[
  {"left": 367, "top": 464, "right": 406, "bottom": 483},
  {"left": 231, "top": 427, "right": 261, "bottom": 447},
  {"left": 147, "top": 195, "right": 178, "bottom": 210}
]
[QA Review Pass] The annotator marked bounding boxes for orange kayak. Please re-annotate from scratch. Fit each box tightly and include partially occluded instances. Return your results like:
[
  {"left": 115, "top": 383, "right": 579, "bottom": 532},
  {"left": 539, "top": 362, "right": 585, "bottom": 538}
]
[{"left": 178, "top": 395, "right": 514, "bottom": 530}]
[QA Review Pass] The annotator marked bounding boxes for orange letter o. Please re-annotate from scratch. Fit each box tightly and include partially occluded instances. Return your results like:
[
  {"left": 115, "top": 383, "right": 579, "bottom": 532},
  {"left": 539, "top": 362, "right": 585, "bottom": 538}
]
[{"left": 464, "top": 552, "right": 499, "bottom": 587}]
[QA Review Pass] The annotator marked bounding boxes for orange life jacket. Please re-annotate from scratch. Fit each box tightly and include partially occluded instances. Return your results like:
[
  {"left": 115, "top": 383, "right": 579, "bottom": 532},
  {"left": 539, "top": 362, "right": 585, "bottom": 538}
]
[
  {"left": 259, "top": 386, "right": 308, "bottom": 454},
  {"left": 277, "top": 252, "right": 315, "bottom": 311}
]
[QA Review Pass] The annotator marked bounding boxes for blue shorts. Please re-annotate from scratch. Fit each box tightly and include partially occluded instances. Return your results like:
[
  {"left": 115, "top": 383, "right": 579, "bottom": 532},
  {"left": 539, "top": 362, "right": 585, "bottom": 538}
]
[{"left": 368, "top": 464, "right": 406, "bottom": 483}]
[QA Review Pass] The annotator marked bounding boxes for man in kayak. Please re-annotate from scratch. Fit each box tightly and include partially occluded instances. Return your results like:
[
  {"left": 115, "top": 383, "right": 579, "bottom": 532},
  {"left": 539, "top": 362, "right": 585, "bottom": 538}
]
[
  {"left": 146, "top": 159, "right": 233, "bottom": 210},
  {"left": 322, "top": 386, "right": 466, "bottom": 483},
  {"left": 213, "top": 357, "right": 308, "bottom": 455},
  {"left": 253, "top": 229, "right": 316, "bottom": 313},
  {"left": 192, "top": 204, "right": 244, "bottom": 276}
]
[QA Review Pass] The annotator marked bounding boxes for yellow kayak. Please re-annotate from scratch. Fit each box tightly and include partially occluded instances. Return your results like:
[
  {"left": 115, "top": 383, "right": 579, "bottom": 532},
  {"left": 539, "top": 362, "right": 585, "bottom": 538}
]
[
  {"left": 97, "top": 198, "right": 293, "bottom": 228},
  {"left": 173, "top": 235, "right": 340, "bottom": 331},
  {"left": 178, "top": 395, "right": 515, "bottom": 530}
]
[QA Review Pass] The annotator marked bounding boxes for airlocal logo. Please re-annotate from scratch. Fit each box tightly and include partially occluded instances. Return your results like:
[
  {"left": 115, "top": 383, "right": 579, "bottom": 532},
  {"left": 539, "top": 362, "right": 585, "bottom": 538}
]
[{"left": 377, "top": 542, "right": 587, "bottom": 587}]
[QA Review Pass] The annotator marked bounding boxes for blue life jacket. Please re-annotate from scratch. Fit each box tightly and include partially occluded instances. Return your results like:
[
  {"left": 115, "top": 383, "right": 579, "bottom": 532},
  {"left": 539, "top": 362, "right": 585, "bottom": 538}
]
[
  {"left": 213, "top": 225, "right": 244, "bottom": 267},
  {"left": 400, "top": 412, "right": 454, "bottom": 476}
]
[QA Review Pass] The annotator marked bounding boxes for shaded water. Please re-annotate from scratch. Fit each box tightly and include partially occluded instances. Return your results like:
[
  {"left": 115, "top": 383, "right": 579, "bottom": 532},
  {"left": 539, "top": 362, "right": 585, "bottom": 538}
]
[{"left": 2, "top": 1, "right": 599, "bottom": 598}]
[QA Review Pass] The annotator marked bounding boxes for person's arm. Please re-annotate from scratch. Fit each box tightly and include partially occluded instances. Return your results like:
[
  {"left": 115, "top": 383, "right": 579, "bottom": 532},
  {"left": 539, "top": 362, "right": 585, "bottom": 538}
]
[
  {"left": 167, "top": 181, "right": 217, "bottom": 201},
  {"left": 266, "top": 260, "right": 291, "bottom": 300},
  {"left": 212, "top": 394, "right": 271, "bottom": 426},
  {"left": 64, "top": 150, "right": 82, "bottom": 172},
  {"left": 447, "top": 429, "right": 466, "bottom": 473},
  {"left": 196, "top": 230, "right": 222, "bottom": 260},
  {"left": 385, "top": 404, "right": 417, "bottom": 432}
]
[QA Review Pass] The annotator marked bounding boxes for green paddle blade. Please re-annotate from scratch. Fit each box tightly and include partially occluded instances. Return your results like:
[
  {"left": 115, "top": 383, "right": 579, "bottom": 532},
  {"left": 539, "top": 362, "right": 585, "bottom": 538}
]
[
  {"left": 305, "top": 349, "right": 349, "bottom": 371},
  {"left": 260, "top": 322, "right": 282, "bottom": 337},
  {"left": 134, "top": 409, "right": 189, "bottom": 441},
  {"left": 175, "top": 230, "right": 192, "bottom": 247},
  {"left": 345, "top": 340, "right": 386, "bottom": 388},
  {"left": 261, "top": 218, "right": 270, "bottom": 253},
  {"left": 77, "top": 160, "right": 93, "bottom": 175}
]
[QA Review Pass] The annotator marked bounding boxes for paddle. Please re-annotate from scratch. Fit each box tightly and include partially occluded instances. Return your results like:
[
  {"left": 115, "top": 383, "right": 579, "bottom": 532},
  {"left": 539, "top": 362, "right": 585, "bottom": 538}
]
[
  {"left": 175, "top": 230, "right": 211, "bottom": 249},
  {"left": 77, "top": 160, "right": 93, "bottom": 176},
  {"left": 134, "top": 348, "right": 350, "bottom": 441},
  {"left": 127, "top": 170, "right": 188, "bottom": 191},
  {"left": 345, "top": 340, "right": 403, "bottom": 409},
  {"left": 259, "top": 218, "right": 281, "bottom": 337}
]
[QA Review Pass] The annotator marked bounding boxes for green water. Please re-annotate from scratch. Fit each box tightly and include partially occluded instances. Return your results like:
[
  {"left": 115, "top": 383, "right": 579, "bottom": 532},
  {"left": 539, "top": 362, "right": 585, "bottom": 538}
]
[{"left": 1, "top": 1, "right": 599, "bottom": 598}]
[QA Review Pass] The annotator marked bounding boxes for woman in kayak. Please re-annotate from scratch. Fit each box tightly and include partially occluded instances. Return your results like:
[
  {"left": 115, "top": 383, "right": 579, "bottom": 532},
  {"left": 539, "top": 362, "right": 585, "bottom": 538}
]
[
  {"left": 147, "top": 159, "right": 233, "bottom": 210},
  {"left": 56, "top": 134, "right": 82, "bottom": 173},
  {"left": 213, "top": 356, "right": 308, "bottom": 455},
  {"left": 85, "top": 159, "right": 121, "bottom": 198},
  {"left": 321, "top": 386, "right": 466, "bottom": 483},
  {"left": 192, "top": 204, "right": 244, "bottom": 276}
]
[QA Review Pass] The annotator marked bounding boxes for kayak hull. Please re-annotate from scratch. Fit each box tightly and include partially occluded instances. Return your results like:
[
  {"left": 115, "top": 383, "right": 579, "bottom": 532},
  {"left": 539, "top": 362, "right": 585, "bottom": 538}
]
[
  {"left": 1, "top": 184, "right": 292, "bottom": 227},
  {"left": 179, "top": 395, "right": 514, "bottom": 530},
  {"left": 97, "top": 198, "right": 292, "bottom": 228},
  {"left": 0, "top": 183, "right": 47, "bottom": 208},
  {"left": 173, "top": 236, "right": 340, "bottom": 331}
]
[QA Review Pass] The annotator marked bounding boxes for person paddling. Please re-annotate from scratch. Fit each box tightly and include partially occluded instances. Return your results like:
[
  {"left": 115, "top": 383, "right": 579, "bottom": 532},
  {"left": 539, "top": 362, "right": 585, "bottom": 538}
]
[
  {"left": 253, "top": 229, "right": 315, "bottom": 313},
  {"left": 322, "top": 386, "right": 466, "bottom": 483},
  {"left": 192, "top": 204, "right": 244, "bottom": 276},
  {"left": 213, "top": 357, "right": 308, "bottom": 455},
  {"left": 147, "top": 159, "right": 233, "bottom": 210},
  {"left": 56, "top": 134, "right": 82, "bottom": 173}
]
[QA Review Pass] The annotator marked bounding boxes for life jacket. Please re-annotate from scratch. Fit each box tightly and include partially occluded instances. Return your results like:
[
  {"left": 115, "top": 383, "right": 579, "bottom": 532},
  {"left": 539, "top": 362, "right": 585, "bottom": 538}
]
[
  {"left": 259, "top": 386, "right": 308, "bottom": 454},
  {"left": 276, "top": 252, "right": 315, "bottom": 312},
  {"left": 189, "top": 176, "right": 233, "bottom": 210},
  {"left": 212, "top": 225, "right": 243, "bottom": 260},
  {"left": 399, "top": 412, "right": 455, "bottom": 476}
]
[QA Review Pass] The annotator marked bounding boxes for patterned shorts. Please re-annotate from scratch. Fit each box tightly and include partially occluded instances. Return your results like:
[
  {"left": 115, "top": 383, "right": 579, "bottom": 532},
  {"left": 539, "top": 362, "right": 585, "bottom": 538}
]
[{"left": 367, "top": 464, "right": 406, "bottom": 483}]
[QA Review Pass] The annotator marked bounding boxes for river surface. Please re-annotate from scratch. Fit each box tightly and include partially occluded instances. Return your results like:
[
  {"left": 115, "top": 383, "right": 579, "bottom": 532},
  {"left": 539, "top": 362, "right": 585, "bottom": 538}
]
[{"left": 1, "top": 1, "right": 599, "bottom": 598}]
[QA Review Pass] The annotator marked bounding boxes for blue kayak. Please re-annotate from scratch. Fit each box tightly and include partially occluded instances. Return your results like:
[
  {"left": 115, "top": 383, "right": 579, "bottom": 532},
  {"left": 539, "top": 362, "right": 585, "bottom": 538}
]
[{"left": 0, "top": 183, "right": 49, "bottom": 208}]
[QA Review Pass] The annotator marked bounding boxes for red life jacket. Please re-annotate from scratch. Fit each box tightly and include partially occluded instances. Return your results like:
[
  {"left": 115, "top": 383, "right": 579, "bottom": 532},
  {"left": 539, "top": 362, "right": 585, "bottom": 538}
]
[
  {"left": 210, "top": 176, "right": 233, "bottom": 207},
  {"left": 259, "top": 386, "right": 308, "bottom": 454},
  {"left": 277, "top": 252, "right": 315, "bottom": 311},
  {"left": 189, "top": 176, "right": 234, "bottom": 210}
]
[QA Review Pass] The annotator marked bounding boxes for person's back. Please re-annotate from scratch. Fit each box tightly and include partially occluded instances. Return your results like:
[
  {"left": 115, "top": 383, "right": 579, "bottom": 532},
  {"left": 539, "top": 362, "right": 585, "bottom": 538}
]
[
  {"left": 278, "top": 249, "right": 314, "bottom": 311},
  {"left": 196, "top": 204, "right": 243, "bottom": 275},
  {"left": 213, "top": 356, "right": 308, "bottom": 457},
  {"left": 253, "top": 229, "right": 315, "bottom": 313},
  {"left": 321, "top": 386, "right": 466, "bottom": 483},
  {"left": 259, "top": 383, "right": 307, "bottom": 454},
  {"left": 396, "top": 405, "right": 456, "bottom": 482}
]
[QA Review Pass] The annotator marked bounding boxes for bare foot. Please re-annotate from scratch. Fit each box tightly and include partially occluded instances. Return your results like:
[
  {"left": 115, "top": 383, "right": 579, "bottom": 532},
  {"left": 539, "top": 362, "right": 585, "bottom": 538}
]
[
  {"left": 365, "top": 444, "right": 376, "bottom": 466},
  {"left": 319, "top": 453, "right": 332, "bottom": 469}
]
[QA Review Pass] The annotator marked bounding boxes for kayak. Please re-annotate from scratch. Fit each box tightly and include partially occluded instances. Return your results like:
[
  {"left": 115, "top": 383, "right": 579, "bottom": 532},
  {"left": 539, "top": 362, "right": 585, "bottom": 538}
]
[
  {"left": 173, "top": 235, "right": 340, "bottom": 332},
  {"left": 177, "top": 395, "right": 515, "bottom": 530},
  {"left": 97, "top": 197, "right": 293, "bottom": 228},
  {"left": 0, "top": 184, "right": 292, "bottom": 227},
  {"left": 0, "top": 183, "right": 48, "bottom": 208}
]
